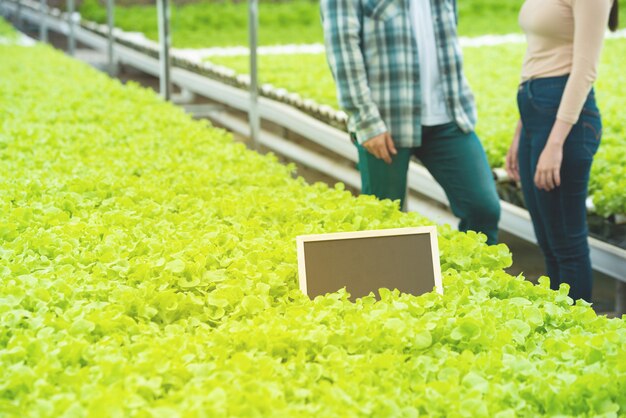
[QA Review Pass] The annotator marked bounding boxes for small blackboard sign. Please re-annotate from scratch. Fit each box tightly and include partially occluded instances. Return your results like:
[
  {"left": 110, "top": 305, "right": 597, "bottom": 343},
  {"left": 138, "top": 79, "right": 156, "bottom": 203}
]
[{"left": 296, "top": 226, "right": 442, "bottom": 300}]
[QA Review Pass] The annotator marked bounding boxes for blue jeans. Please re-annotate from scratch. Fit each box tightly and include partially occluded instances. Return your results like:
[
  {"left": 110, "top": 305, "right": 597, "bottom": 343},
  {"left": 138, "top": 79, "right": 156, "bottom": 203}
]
[{"left": 517, "top": 75, "right": 602, "bottom": 302}]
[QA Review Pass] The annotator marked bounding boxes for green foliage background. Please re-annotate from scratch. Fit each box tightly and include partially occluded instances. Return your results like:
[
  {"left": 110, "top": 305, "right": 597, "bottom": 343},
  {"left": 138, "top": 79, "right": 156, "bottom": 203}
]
[
  {"left": 208, "top": 40, "right": 626, "bottom": 216},
  {"left": 80, "top": 0, "right": 324, "bottom": 48},
  {"left": 74, "top": 0, "right": 626, "bottom": 215},
  {"left": 77, "top": 0, "right": 533, "bottom": 48}
]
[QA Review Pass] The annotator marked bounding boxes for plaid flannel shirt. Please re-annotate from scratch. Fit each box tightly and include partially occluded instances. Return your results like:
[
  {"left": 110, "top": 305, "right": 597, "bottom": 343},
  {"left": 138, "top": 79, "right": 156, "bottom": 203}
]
[{"left": 321, "top": 0, "right": 477, "bottom": 147}]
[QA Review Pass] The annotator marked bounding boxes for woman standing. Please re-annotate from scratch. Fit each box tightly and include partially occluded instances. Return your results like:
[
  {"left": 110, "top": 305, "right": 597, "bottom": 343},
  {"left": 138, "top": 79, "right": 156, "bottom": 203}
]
[{"left": 506, "top": 0, "right": 619, "bottom": 302}]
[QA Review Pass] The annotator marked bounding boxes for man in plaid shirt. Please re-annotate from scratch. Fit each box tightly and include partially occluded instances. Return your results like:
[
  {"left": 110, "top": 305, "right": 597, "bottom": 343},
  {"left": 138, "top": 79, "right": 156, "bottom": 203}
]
[{"left": 322, "top": 0, "right": 501, "bottom": 244}]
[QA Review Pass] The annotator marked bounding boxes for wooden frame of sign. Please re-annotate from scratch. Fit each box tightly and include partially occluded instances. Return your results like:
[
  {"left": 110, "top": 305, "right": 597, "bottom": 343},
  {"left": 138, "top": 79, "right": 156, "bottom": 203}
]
[{"left": 296, "top": 226, "right": 442, "bottom": 300}]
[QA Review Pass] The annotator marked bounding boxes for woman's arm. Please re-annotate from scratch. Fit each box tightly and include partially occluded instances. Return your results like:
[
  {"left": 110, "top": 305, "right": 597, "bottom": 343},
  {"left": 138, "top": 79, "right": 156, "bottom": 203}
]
[
  {"left": 556, "top": 0, "right": 612, "bottom": 125},
  {"left": 534, "top": 0, "right": 612, "bottom": 191}
]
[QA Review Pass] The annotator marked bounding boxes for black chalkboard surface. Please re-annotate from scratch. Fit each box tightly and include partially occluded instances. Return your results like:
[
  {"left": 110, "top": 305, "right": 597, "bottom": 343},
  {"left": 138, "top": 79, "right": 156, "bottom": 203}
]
[{"left": 297, "top": 226, "right": 442, "bottom": 300}]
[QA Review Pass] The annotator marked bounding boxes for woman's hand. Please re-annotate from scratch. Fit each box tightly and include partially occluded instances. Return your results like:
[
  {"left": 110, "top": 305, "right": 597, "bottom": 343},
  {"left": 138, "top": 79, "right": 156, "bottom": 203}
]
[
  {"left": 506, "top": 119, "right": 523, "bottom": 182},
  {"left": 534, "top": 142, "right": 563, "bottom": 191},
  {"left": 533, "top": 119, "right": 572, "bottom": 191}
]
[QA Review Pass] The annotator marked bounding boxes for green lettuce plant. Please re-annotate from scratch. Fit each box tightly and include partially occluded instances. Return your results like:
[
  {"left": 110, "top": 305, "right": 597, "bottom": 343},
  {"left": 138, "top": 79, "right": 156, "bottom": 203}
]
[{"left": 1, "top": 44, "right": 625, "bottom": 417}]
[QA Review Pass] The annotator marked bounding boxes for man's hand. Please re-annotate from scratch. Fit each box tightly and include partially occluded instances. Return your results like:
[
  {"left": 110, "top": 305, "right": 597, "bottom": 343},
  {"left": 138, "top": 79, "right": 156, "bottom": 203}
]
[
  {"left": 534, "top": 142, "right": 563, "bottom": 191},
  {"left": 363, "top": 132, "right": 397, "bottom": 164}
]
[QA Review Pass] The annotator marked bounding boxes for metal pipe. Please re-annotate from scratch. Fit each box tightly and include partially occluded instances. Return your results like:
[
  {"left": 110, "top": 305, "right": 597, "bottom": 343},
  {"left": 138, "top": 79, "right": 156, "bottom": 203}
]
[
  {"left": 39, "top": 0, "right": 48, "bottom": 42},
  {"left": 248, "top": 0, "right": 259, "bottom": 150},
  {"left": 106, "top": 0, "right": 116, "bottom": 75},
  {"left": 156, "top": 0, "right": 171, "bottom": 100},
  {"left": 67, "top": 0, "right": 75, "bottom": 55},
  {"left": 16, "top": 0, "right": 22, "bottom": 29},
  {"left": 616, "top": 281, "right": 626, "bottom": 316}
]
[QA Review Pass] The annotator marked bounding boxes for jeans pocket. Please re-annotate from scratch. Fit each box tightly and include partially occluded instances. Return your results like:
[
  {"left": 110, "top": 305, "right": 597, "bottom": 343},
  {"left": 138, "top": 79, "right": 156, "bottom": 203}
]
[
  {"left": 529, "top": 92, "right": 560, "bottom": 113},
  {"left": 582, "top": 114, "right": 602, "bottom": 158},
  {"left": 581, "top": 105, "right": 601, "bottom": 118},
  {"left": 527, "top": 81, "right": 566, "bottom": 112}
]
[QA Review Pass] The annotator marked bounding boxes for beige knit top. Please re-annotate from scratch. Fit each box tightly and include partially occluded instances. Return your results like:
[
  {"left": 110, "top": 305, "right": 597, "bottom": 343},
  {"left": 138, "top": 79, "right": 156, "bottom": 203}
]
[{"left": 519, "top": 0, "right": 613, "bottom": 124}]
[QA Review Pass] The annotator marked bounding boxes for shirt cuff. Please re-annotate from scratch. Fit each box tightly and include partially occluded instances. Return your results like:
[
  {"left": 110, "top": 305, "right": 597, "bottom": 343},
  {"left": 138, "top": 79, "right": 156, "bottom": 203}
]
[{"left": 355, "top": 117, "right": 388, "bottom": 145}]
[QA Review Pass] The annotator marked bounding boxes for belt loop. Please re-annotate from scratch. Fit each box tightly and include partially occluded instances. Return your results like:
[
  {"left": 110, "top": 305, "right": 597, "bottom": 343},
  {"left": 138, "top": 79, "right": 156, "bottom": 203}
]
[{"left": 527, "top": 78, "right": 534, "bottom": 100}]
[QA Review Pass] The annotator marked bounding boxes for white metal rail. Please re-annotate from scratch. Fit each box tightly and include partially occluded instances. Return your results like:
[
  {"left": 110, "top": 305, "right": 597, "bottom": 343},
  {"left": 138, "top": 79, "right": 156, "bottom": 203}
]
[{"left": 2, "top": 0, "right": 625, "bottom": 285}]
